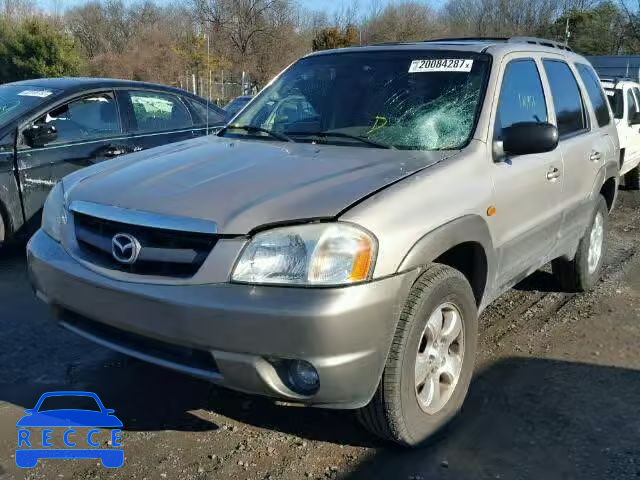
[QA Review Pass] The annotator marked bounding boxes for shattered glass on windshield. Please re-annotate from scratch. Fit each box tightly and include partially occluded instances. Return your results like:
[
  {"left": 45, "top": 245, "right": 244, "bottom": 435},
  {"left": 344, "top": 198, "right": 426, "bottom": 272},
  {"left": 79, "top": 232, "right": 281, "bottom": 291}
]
[
  {"left": 230, "top": 51, "right": 490, "bottom": 151},
  {"left": 368, "top": 82, "right": 482, "bottom": 150}
]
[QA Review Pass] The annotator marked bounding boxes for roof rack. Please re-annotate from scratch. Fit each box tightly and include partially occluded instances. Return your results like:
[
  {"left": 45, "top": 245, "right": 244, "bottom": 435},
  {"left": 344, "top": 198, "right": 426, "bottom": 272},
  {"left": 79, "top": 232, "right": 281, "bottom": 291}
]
[
  {"left": 508, "top": 37, "right": 573, "bottom": 52},
  {"left": 421, "top": 36, "right": 573, "bottom": 52}
]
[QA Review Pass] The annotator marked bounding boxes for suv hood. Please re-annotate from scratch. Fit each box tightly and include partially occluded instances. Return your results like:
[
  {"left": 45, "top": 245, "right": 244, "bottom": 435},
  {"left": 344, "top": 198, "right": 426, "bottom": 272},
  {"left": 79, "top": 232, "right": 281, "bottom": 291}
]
[{"left": 67, "top": 136, "right": 448, "bottom": 234}]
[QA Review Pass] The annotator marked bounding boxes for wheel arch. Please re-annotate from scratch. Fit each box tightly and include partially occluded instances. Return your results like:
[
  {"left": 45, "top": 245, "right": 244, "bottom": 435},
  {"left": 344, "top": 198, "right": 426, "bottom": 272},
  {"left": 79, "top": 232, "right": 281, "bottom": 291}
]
[
  {"left": 397, "top": 215, "right": 496, "bottom": 309},
  {"left": 593, "top": 160, "right": 619, "bottom": 212},
  {"left": 0, "top": 174, "right": 24, "bottom": 242}
]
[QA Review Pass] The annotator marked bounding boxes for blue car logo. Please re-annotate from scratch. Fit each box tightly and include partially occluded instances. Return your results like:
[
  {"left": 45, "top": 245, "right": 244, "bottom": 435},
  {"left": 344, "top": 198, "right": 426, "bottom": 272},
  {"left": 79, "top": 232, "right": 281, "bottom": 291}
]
[{"left": 15, "top": 391, "right": 123, "bottom": 468}]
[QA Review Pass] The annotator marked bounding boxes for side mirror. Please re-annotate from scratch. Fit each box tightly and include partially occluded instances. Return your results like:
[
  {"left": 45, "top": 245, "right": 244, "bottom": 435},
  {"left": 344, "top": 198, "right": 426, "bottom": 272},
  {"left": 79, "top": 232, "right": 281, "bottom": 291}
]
[
  {"left": 24, "top": 123, "right": 57, "bottom": 148},
  {"left": 629, "top": 112, "right": 640, "bottom": 125},
  {"left": 500, "top": 122, "right": 559, "bottom": 158}
]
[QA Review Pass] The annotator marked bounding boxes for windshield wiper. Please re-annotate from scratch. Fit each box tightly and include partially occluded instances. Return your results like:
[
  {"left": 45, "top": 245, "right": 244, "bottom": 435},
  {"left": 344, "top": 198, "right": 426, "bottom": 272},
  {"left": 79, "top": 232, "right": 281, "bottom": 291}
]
[
  {"left": 286, "top": 130, "right": 394, "bottom": 149},
  {"left": 218, "top": 124, "right": 293, "bottom": 142}
]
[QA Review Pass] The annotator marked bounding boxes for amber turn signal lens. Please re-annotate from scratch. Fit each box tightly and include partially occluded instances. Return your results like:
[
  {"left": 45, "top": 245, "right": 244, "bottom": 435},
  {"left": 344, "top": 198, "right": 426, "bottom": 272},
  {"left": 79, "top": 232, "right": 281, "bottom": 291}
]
[{"left": 349, "top": 240, "right": 374, "bottom": 281}]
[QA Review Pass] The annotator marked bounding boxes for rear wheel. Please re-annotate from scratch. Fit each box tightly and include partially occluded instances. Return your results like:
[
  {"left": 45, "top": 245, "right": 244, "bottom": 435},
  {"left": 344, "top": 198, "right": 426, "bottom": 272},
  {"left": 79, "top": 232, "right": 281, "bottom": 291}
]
[
  {"left": 625, "top": 164, "right": 640, "bottom": 190},
  {"left": 552, "top": 195, "right": 608, "bottom": 292},
  {"left": 357, "top": 264, "right": 477, "bottom": 446}
]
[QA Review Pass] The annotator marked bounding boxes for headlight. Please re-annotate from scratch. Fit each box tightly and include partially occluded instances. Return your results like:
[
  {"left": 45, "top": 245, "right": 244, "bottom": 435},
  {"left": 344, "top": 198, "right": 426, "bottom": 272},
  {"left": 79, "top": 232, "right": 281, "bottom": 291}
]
[
  {"left": 41, "top": 182, "right": 67, "bottom": 242},
  {"left": 232, "top": 223, "right": 376, "bottom": 286}
]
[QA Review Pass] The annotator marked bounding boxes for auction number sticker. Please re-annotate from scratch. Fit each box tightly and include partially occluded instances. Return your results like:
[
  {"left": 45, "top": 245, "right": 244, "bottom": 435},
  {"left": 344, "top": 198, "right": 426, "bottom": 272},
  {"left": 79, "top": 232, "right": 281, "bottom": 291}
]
[
  {"left": 409, "top": 59, "right": 474, "bottom": 73},
  {"left": 18, "top": 90, "right": 53, "bottom": 98}
]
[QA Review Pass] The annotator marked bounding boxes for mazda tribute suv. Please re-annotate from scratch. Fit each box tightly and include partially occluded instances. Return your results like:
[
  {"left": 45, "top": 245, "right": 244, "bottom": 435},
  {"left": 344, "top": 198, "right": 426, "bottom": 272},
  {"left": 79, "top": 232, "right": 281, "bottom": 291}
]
[{"left": 28, "top": 37, "right": 619, "bottom": 446}]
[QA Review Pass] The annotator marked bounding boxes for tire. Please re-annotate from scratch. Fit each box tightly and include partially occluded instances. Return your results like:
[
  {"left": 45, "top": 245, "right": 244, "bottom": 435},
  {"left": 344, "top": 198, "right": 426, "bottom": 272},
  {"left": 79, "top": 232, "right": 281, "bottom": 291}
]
[
  {"left": 357, "top": 264, "right": 478, "bottom": 446},
  {"left": 625, "top": 164, "right": 640, "bottom": 190},
  {"left": 552, "top": 195, "right": 608, "bottom": 292}
]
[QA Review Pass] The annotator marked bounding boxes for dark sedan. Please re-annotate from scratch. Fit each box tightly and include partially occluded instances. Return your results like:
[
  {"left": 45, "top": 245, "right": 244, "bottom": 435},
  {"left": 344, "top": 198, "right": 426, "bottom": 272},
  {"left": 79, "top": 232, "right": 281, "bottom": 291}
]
[{"left": 0, "top": 77, "right": 226, "bottom": 245}]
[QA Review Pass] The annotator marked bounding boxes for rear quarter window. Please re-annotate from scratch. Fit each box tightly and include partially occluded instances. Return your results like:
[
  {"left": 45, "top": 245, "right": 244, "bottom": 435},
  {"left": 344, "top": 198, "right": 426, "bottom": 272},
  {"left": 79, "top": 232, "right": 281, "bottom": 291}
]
[{"left": 575, "top": 63, "right": 611, "bottom": 127}]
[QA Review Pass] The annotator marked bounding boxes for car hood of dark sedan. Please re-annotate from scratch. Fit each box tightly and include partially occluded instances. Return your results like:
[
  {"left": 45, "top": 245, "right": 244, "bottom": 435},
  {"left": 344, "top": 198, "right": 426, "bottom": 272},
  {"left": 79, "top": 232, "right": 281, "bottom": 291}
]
[{"left": 66, "top": 136, "right": 449, "bottom": 234}]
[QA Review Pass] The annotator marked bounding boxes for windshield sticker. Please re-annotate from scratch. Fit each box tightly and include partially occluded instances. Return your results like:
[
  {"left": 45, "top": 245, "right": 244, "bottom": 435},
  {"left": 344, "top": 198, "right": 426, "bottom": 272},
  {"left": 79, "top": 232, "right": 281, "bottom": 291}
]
[
  {"left": 605, "top": 90, "right": 615, "bottom": 96},
  {"left": 17, "top": 90, "right": 53, "bottom": 98},
  {"left": 409, "top": 59, "right": 474, "bottom": 73}
]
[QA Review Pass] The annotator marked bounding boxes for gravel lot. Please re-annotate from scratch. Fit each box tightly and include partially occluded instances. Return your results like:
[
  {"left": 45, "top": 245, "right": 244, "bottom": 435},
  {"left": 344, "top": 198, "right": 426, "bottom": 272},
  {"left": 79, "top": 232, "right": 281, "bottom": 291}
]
[{"left": 1, "top": 190, "right": 639, "bottom": 480}]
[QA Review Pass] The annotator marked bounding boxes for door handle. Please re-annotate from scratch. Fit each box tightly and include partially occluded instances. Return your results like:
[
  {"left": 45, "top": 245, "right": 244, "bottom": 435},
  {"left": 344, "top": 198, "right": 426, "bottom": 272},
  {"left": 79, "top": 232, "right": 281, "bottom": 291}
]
[
  {"left": 546, "top": 167, "right": 561, "bottom": 181},
  {"left": 589, "top": 151, "right": 602, "bottom": 162}
]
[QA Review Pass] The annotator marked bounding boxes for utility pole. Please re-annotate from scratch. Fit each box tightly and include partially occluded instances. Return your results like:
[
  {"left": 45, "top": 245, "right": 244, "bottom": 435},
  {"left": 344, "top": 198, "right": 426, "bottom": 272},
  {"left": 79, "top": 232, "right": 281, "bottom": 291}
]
[{"left": 564, "top": 17, "right": 571, "bottom": 47}]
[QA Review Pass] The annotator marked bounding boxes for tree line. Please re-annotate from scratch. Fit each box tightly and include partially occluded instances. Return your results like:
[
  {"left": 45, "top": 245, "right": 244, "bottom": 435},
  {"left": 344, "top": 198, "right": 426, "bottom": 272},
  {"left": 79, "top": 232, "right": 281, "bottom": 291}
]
[{"left": 1, "top": 0, "right": 640, "bottom": 103}]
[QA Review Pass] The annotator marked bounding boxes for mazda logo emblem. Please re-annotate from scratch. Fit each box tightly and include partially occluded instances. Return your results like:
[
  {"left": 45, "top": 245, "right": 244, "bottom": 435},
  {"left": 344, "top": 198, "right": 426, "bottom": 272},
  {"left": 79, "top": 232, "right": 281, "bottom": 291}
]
[{"left": 111, "top": 233, "right": 142, "bottom": 264}]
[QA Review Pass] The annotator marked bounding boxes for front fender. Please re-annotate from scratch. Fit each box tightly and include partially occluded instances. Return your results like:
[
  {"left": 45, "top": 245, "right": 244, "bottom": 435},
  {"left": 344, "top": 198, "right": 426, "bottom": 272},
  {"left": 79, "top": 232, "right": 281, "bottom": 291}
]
[{"left": 398, "top": 215, "right": 497, "bottom": 308}]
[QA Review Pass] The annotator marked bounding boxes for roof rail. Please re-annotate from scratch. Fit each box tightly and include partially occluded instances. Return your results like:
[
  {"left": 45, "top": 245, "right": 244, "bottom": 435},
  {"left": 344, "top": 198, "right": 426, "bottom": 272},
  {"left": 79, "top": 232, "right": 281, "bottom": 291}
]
[
  {"left": 421, "top": 36, "right": 573, "bottom": 52},
  {"left": 507, "top": 37, "right": 573, "bottom": 52},
  {"left": 422, "top": 37, "right": 508, "bottom": 43}
]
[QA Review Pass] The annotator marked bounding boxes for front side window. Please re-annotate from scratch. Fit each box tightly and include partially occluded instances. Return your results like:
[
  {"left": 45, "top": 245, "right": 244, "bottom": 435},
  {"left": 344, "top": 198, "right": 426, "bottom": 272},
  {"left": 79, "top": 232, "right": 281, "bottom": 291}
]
[
  {"left": 128, "top": 91, "right": 193, "bottom": 133},
  {"left": 30, "top": 92, "right": 120, "bottom": 146},
  {"left": 575, "top": 63, "right": 611, "bottom": 127},
  {"left": 626, "top": 89, "right": 638, "bottom": 121},
  {"left": 605, "top": 88, "right": 623, "bottom": 119},
  {"left": 495, "top": 59, "right": 547, "bottom": 139},
  {"left": 227, "top": 51, "right": 491, "bottom": 150},
  {"left": 542, "top": 60, "right": 587, "bottom": 137}
]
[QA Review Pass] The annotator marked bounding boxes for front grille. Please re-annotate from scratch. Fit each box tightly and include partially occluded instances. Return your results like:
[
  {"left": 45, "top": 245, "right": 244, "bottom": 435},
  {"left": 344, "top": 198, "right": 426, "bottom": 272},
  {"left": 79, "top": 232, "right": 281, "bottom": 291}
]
[
  {"left": 59, "top": 309, "right": 220, "bottom": 374},
  {"left": 73, "top": 212, "right": 217, "bottom": 278}
]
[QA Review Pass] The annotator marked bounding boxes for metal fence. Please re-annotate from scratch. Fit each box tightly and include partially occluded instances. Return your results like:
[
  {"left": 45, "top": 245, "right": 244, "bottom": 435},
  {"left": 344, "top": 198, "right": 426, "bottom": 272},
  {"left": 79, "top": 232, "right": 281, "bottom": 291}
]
[{"left": 176, "top": 71, "right": 255, "bottom": 107}]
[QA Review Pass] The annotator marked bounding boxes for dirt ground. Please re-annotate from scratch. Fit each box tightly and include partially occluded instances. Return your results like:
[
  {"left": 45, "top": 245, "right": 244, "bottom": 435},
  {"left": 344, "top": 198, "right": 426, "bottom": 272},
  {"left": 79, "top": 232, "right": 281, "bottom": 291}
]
[{"left": 1, "top": 190, "right": 639, "bottom": 480}]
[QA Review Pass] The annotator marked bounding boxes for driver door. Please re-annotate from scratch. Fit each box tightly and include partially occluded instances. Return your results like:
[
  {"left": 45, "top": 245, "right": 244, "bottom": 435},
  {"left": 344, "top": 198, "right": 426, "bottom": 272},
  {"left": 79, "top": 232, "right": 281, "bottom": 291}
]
[{"left": 16, "top": 91, "right": 125, "bottom": 225}]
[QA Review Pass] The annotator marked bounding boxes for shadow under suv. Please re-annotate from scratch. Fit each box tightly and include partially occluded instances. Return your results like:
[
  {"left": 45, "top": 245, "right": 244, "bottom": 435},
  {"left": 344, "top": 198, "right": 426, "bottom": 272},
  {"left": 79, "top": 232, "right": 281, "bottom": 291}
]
[{"left": 27, "top": 37, "right": 619, "bottom": 446}]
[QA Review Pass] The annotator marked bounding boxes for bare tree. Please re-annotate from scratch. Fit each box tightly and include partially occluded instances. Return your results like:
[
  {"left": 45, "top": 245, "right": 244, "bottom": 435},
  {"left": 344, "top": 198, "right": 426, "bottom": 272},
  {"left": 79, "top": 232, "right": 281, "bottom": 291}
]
[
  {"left": 364, "top": 1, "right": 443, "bottom": 43},
  {"left": 0, "top": 0, "right": 37, "bottom": 19}
]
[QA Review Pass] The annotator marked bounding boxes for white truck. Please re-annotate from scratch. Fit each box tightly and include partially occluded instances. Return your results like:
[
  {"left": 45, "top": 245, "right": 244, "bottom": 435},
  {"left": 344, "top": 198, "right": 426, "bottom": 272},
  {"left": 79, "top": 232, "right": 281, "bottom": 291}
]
[{"left": 602, "top": 78, "right": 640, "bottom": 189}]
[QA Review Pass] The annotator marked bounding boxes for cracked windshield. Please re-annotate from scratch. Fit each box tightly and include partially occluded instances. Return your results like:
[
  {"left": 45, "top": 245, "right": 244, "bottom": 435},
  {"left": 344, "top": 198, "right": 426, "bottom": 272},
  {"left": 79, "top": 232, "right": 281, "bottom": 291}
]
[{"left": 227, "top": 51, "right": 490, "bottom": 150}]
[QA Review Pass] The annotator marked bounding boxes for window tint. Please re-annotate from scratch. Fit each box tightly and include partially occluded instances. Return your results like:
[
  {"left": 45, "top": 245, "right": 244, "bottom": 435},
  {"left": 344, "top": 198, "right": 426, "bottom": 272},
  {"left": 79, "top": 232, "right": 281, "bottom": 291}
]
[
  {"left": 495, "top": 59, "right": 548, "bottom": 139},
  {"left": 575, "top": 63, "right": 611, "bottom": 127},
  {"left": 128, "top": 91, "right": 192, "bottom": 132},
  {"left": 626, "top": 89, "right": 638, "bottom": 120},
  {"left": 543, "top": 60, "right": 587, "bottom": 137},
  {"left": 186, "top": 98, "right": 225, "bottom": 126},
  {"left": 31, "top": 92, "right": 119, "bottom": 146}
]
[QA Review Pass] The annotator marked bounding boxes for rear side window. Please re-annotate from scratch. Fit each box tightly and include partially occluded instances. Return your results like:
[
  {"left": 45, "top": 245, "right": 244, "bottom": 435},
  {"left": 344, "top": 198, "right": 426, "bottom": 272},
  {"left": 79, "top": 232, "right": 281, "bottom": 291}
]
[
  {"left": 575, "top": 63, "right": 611, "bottom": 127},
  {"left": 543, "top": 60, "right": 587, "bottom": 137},
  {"left": 127, "top": 91, "right": 193, "bottom": 133},
  {"left": 186, "top": 98, "right": 225, "bottom": 126},
  {"left": 495, "top": 59, "right": 548, "bottom": 138}
]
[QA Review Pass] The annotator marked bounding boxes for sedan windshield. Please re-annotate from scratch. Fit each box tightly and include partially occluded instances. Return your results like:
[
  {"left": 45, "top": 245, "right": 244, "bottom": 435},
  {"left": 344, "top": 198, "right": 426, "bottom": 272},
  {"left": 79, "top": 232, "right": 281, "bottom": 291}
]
[
  {"left": 226, "top": 51, "right": 490, "bottom": 150},
  {"left": 0, "top": 85, "right": 59, "bottom": 124}
]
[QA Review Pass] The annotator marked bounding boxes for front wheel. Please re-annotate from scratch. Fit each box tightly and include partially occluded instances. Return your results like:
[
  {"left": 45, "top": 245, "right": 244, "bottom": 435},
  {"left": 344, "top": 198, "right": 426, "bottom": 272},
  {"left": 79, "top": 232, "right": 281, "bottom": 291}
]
[
  {"left": 552, "top": 195, "right": 608, "bottom": 292},
  {"left": 357, "top": 264, "right": 478, "bottom": 446}
]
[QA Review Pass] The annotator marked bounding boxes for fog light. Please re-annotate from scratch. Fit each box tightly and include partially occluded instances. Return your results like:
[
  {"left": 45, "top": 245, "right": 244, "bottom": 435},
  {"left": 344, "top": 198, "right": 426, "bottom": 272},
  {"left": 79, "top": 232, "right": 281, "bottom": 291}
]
[{"left": 287, "top": 360, "right": 319, "bottom": 394}]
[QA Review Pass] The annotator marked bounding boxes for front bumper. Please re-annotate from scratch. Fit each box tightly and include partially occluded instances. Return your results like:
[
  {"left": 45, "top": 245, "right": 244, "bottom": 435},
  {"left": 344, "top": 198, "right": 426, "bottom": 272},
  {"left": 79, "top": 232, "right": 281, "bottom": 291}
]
[{"left": 27, "top": 229, "right": 417, "bottom": 408}]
